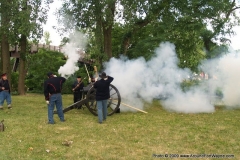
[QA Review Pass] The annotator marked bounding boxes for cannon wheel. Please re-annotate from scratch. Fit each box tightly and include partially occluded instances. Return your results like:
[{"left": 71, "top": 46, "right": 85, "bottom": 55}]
[{"left": 85, "top": 84, "right": 121, "bottom": 116}]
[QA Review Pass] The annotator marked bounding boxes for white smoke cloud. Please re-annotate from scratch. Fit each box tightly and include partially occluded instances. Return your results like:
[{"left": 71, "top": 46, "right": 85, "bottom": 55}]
[
  {"left": 105, "top": 42, "right": 240, "bottom": 113},
  {"left": 202, "top": 51, "right": 240, "bottom": 108},
  {"left": 58, "top": 31, "right": 87, "bottom": 78},
  {"left": 57, "top": 37, "right": 239, "bottom": 113}
]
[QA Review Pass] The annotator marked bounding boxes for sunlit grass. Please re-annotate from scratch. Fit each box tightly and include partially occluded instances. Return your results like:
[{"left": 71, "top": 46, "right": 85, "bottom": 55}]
[{"left": 0, "top": 94, "right": 239, "bottom": 159}]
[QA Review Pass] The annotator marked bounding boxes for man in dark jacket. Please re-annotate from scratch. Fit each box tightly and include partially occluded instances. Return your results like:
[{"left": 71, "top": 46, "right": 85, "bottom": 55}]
[
  {"left": 72, "top": 76, "right": 84, "bottom": 103},
  {"left": 72, "top": 76, "right": 84, "bottom": 109},
  {"left": 94, "top": 72, "right": 114, "bottom": 124},
  {"left": 0, "top": 73, "right": 12, "bottom": 109},
  {"left": 44, "top": 72, "right": 66, "bottom": 124}
]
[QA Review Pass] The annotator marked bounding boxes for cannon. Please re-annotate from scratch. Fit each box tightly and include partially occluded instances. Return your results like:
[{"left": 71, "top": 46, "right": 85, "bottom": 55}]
[
  {"left": 54, "top": 62, "right": 121, "bottom": 116},
  {"left": 55, "top": 84, "right": 121, "bottom": 116}
]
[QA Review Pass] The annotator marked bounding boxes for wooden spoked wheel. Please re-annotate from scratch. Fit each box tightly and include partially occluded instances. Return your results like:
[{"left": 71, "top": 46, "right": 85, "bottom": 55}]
[{"left": 86, "top": 84, "right": 121, "bottom": 116}]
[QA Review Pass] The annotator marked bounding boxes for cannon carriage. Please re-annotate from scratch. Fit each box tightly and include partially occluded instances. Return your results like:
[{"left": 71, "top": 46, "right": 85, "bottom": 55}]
[{"left": 55, "top": 83, "right": 121, "bottom": 116}]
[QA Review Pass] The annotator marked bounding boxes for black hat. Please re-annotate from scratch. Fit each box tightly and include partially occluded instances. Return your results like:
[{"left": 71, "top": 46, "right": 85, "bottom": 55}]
[
  {"left": 47, "top": 72, "right": 53, "bottom": 77},
  {"left": 99, "top": 72, "right": 107, "bottom": 78},
  {"left": 77, "top": 76, "right": 81, "bottom": 78},
  {"left": 1, "top": 73, "right": 7, "bottom": 77}
]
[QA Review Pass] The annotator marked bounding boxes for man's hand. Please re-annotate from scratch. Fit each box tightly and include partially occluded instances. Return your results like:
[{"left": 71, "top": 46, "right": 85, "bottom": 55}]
[
  {"left": 46, "top": 101, "right": 49, "bottom": 105},
  {"left": 1, "top": 87, "right": 5, "bottom": 90}
]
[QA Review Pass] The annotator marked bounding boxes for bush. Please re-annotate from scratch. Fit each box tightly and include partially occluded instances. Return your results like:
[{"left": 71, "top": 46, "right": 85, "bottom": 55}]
[
  {"left": 11, "top": 72, "right": 19, "bottom": 93},
  {"left": 180, "top": 79, "right": 200, "bottom": 92},
  {"left": 25, "top": 49, "right": 66, "bottom": 92}
]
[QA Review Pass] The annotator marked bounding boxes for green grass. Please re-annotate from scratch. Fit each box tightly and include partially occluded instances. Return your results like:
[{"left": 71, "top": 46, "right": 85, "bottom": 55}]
[{"left": 0, "top": 94, "right": 239, "bottom": 160}]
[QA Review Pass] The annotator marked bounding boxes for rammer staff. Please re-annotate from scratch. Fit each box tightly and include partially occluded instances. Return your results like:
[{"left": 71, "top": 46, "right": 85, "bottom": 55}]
[
  {"left": 84, "top": 64, "right": 90, "bottom": 81},
  {"left": 112, "top": 99, "right": 148, "bottom": 114}
]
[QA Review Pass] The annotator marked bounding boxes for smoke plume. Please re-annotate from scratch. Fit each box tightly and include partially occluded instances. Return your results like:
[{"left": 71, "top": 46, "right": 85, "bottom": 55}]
[
  {"left": 103, "top": 42, "right": 239, "bottom": 113},
  {"left": 58, "top": 32, "right": 87, "bottom": 78},
  {"left": 202, "top": 50, "right": 240, "bottom": 108}
]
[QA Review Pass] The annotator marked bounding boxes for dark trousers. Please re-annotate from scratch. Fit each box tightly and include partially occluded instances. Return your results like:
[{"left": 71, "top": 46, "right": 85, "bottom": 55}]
[
  {"left": 73, "top": 91, "right": 83, "bottom": 109},
  {"left": 74, "top": 91, "right": 83, "bottom": 103}
]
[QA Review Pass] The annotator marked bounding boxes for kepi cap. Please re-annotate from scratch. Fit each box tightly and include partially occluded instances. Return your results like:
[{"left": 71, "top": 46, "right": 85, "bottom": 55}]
[
  {"left": 99, "top": 72, "right": 107, "bottom": 79},
  {"left": 47, "top": 72, "right": 53, "bottom": 77},
  {"left": 1, "top": 73, "right": 7, "bottom": 77}
]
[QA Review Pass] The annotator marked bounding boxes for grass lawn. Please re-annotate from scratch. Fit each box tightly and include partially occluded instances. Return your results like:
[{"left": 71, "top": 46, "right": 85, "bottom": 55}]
[{"left": 0, "top": 93, "right": 239, "bottom": 160}]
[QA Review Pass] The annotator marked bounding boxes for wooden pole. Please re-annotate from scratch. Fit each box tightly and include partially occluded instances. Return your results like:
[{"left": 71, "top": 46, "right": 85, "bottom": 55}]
[
  {"left": 112, "top": 99, "right": 148, "bottom": 114},
  {"left": 84, "top": 64, "right": 90, "bottom": 81}
]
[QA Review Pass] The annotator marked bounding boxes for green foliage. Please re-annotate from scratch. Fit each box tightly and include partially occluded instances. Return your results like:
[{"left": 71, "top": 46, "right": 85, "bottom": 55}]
[
  {"left": 180, "top": 79, "right": 201, "bottom": 92},
  {"left": 127, "top": 37, "right": 163, "bottom": 60},
  {"left": 25, "top": 49, "right": 66, "bottom": 92},
  {"left": 118, "top": 0, "right": 240, "bottom": 70},
  {"left": 25, "top": 49, "right": 90, "bottom": 94},
  {"left": 58, "top": 0, "right": 116, "bottom": 59},
  {"left": 111, "top": 24, "right": 127, "bottom": 56},
  {"left": 1, "top": 0, "right": 53, "bottom": 95},
  {"left": 180, "top": 79, "right": 224, "bottom": 99},
  {"left": 61, "top": 76, "right": 75, "bottom": 94},
  {"left": 206, "top": 45, "right": 229, "bottom": 59},
  {"left": 10, "top": 72, "right": 19, "bottom": 94},
  {"left": 215, "top": 87, "right": 224, "bottom": 99},
  {"left": 0, "top": 0, "right": 52, "bottom": 45},
  {"left": 57, "top": 0, "right": 240, "bottom": 71},
  {"left": 43, "top": 31, "right": 52, "bottom": 45},
  {"left": 9, "top": 58, "right": 19, "bottom": 93},
  {"left": 61, "top": 66, "right": 90, "bottom": 94}
]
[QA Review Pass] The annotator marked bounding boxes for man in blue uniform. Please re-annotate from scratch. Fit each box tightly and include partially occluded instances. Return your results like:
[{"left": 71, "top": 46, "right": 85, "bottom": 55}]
[
  {"left": 94, "top": 72, "right": 114, "bottom": 124},
  {"left": 0, "top": 73, "right": 12, "bottom": 109},
  {"left": 44, "top": 72, "right": 66, "bottom": 124}
]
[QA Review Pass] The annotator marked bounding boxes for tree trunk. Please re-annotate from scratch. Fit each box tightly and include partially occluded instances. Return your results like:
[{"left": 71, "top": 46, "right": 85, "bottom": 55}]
[
  {"left": 1, "top": 34, "right": 11, "bottom": 85},
  {"left": 93, "top": 0, "right": 104, "bottom": 68},
  {"left": 95, "top": 13, "right": 104, "bottom": 67},
  {"left": 102, "top": 2, "right": 115, "bottom": 59},
  {"left": 103, "top": 27, "right": 112, "bottom": 59},
  {"left": 18, "top": 35, "right": 27, "bottom": 95},
  {"left": 1, "top": 0, "right": 12, "bottom": 89}
]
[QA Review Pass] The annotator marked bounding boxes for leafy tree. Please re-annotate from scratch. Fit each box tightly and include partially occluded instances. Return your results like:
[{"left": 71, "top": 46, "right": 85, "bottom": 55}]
[
  {"left": 0, "top": 0, "right": 16, "bottom": 84},
  {"left": 57, "top": 0, "right": 117, "bottom": 61},
  {"left": 15, "top": 0, "right": 53, "bottom": 95},
  {"left": 118, "top": 0, "right": 240, "bottom": 70},
  {"left": 0, "top": 0, "right": 53, "bottom": 94},
  {"left": 57, "top": 0, "right": 240, "bottom": 71},
  {"left": 43, "top": 31, "right": 52, "bottom": 45}
]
